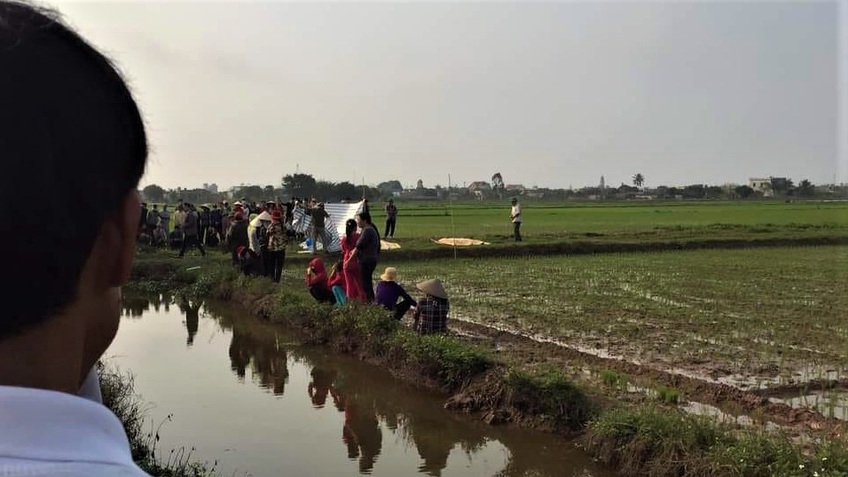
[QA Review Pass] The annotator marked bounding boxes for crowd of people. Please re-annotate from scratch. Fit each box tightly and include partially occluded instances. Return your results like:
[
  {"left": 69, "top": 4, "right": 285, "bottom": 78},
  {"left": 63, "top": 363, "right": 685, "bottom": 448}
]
[
  {"left": 305, "top": 210, "right": 449, "bottom": 335},
  {"left": 139, "top": 196, "right": 448, "bottom": 334}
]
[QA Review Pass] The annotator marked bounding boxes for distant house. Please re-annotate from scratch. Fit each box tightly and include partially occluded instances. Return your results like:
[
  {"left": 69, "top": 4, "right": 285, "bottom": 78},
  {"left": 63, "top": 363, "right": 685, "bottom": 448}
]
[
  {"left": 505, "top": 184, "right": 525, "bottom": 193},
  {"left": 749, "top": 177, "right": 773, "bottom": 196},
  {"left": 467, "top": 181, "right": 491, "bottom": 192}
]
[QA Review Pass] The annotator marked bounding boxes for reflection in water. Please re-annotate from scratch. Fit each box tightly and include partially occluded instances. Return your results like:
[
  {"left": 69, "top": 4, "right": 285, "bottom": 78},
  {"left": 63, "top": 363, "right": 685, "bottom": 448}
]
[
  {"left": 122, "top": 294, "right": 150, "bottom": 318},
  {"left": 121, "top": 293, "right": 169, "bottom": 317},
  {"left": 226, "top": 319, "right": 289, "bottom": 395},
  {"left": 119, "top": 295, "right": 612, "bottom": 477},
  {"left": 338, "top": 393, "right": 382, "bottom": 474},
  {"left": 211, "top": 304, "right": 526, "bottom": 477},
  {"left": 178, "top": 298, "right": 201, "bottom": 346},
  {"left": 308, "top": 367, "right": 337, "bottom": 408}
]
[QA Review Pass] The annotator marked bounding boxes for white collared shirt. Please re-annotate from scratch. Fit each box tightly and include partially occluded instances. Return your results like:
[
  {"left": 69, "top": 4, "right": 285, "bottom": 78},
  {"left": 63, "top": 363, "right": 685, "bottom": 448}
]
[{"left": 0, "top": 370, "right": 150, "bottom": 476}]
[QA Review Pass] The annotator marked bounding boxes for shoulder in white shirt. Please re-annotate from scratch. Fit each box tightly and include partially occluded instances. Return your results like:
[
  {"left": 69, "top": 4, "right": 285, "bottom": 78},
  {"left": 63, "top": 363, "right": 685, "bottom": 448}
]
[{"left": 0, "top": 370, "right": 151, "bottom": 476}]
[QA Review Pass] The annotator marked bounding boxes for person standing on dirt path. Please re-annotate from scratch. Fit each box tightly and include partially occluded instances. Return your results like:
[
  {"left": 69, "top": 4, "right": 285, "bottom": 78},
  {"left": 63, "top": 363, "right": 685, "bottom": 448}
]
[
  {"left": 0, "top": 1, "right": 152, "bottom": 474},
  {"left": 510, "top": 197, "right": 522, "bottom": 242}
]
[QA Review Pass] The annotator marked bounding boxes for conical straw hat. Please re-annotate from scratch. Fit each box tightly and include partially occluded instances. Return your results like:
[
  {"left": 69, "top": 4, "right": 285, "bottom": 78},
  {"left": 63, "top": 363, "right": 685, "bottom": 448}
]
[{"left": 416, "top": 278, "right": 448, "bottom": 299}]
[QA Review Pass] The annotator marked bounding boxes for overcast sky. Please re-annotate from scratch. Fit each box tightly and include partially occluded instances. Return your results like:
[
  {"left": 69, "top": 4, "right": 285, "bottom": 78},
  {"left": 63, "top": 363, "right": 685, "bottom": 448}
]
[{"left": 48, "top": 0, "right": 846, "bottom": 190}]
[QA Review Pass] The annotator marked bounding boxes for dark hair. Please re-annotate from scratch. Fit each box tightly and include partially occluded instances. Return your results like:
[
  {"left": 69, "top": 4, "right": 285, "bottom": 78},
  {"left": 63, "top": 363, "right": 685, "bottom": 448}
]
[
  {"left": 357, "top": 211, "right": 372, "bottom": 224},
  {"left": 345, "top": 219, "right": 357, "bottom": 246},
  {"left": 1, "top": 1, "right": 147, "bottom": 338}
]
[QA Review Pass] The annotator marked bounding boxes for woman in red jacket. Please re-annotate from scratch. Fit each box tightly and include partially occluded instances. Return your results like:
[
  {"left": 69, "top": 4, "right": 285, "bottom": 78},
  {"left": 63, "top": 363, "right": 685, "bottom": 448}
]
[
  {"left": 306, "top": 257, "right": 334, "bottom": 304},
  {"left": 341, "top": 219, "right": 365, "bottom": 302}
]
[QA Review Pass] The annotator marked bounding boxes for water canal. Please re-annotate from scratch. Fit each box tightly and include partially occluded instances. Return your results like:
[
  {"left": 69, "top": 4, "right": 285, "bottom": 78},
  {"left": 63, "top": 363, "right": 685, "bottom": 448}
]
[{"left": 110, "top": 294, "right": 613, "bottom": 477}]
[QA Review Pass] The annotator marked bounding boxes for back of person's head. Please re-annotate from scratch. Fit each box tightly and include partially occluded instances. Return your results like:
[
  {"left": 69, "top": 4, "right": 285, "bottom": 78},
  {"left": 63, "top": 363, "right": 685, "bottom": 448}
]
[
  {"left": 358, "top": 211, "right": 372, "bottom": 224},
  {"left": 345, "top": 219, "right": 357, "bottom": 238},
  {"left": 0, "top": 1, "right": 147, "bottom": 339}
]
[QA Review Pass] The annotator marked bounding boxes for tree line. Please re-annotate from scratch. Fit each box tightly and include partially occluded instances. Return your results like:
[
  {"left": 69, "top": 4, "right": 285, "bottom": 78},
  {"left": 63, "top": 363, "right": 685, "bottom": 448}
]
[{"left": 141, "top": 173, "right": 840, "bottom": 204}]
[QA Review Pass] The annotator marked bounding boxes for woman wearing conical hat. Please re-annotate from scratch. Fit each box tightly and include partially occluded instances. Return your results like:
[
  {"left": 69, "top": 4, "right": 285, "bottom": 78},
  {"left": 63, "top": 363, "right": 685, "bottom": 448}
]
[{"left": 412, "top": 279, "right": 449, "bottom": 335}]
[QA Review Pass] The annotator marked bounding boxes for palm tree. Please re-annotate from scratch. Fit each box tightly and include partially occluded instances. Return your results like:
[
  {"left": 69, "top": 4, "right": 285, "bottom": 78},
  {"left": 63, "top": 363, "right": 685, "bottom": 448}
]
[{"left": 632, "top": 173, "right": 645, "bottom": 188}]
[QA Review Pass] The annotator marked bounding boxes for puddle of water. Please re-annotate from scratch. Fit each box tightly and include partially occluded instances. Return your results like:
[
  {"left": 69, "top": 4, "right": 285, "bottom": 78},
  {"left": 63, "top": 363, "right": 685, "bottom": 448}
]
[
  {"left": 681, "top": 401, "right": 754, "bottom": 426},
  {"left": 768, "top": 391, "right": 848, "bottom": 421},
  {"left": 110, "top": 295, "right": 614, "bottom": 477}
]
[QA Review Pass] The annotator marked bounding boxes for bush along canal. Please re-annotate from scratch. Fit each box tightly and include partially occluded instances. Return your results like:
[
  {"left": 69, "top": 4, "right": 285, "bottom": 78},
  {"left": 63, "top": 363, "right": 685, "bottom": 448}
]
[{"left": 123, "top": 256, "right": 848, "bottom": 477}]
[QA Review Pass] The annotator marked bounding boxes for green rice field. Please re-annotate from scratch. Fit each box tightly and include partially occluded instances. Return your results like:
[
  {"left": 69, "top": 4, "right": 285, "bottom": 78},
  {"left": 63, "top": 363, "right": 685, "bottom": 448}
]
[
  {"left": 370, "top": 200, "right": 848, "bottom": 245},
  {"left": 388, "top": 245, "right": 848, "bottom": 389}
]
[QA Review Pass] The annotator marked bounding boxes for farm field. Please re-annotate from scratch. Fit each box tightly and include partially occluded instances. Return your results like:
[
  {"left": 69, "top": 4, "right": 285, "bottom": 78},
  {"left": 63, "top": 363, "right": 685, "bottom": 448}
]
[
  {"left": 388, "top": 245, "right": 848, "bottom": 391},
  {"left": 370, "top": 200, "right": 848, "bottom": 246}
]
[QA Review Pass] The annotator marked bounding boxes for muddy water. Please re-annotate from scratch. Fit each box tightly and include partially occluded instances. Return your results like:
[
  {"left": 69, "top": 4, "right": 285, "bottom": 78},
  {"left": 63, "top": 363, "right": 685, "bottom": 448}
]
[{"left": 111, "top": 295, "right": 613, "bottom": 477}]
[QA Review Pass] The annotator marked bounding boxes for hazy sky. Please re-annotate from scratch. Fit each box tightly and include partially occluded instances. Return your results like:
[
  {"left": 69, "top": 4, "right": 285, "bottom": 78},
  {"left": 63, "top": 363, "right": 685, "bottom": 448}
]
[{"left": 49, "top": 1, "right": 845, "bottom": 190}]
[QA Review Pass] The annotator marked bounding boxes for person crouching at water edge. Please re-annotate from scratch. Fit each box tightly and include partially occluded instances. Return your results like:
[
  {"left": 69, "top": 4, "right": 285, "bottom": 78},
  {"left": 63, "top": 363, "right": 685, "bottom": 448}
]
[
  {"left": 413, "top": 279, "right": 450, "bottom": 334},
  {"left": 328, "top": 261, "right": 347, "bottom": 306},
  {"left": 306, "top": 257, "right": 335, "bottom": 304},
  {"left": 375, "top": 267, "right": 415, "bottom": 320}
]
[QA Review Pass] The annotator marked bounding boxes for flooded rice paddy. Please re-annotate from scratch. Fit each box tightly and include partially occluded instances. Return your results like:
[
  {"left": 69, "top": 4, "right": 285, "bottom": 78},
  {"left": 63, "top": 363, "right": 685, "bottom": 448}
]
[{"left": 110, "top": 295, "right": 613, "bottom": 477}]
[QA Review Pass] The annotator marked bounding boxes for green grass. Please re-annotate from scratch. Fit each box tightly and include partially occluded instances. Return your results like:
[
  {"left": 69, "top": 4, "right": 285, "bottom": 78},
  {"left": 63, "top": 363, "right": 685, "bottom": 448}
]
[
  {"left": 505, "top": 367, "right": 595, "bottom": 429},
  {"left": 655, "top": 385, "right": 680, "bottom": 404},
  {"left": 386, "top": 245, "right": 848, "bottom": 387},
  {"left": 584, "top": 405, "right": 848, "bottom": 477},
  {"left": 600, "top": 369, "right": 628, "bottom": 389},
  {"left": 369, "top": 200, "right": 848, "bottom": 245}
]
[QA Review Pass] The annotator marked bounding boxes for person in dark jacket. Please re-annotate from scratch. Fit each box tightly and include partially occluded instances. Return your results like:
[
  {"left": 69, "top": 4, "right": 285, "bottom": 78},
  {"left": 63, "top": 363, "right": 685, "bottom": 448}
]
[
  {"left": 226, "top": 211, "right": 249, "bottom": 266},
  {"left": 346, "top": 211, "right": 380, "bottom": 303},
  {"left": 375, "top": 267, "right": 415, "bottom": 320}
]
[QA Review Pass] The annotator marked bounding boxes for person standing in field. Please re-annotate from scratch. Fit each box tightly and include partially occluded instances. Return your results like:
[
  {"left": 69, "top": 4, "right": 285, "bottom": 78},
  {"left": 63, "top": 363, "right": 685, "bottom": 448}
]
[
  {"left": 227, "top": 211, "right": 249, "bottom": 266},
  {"left": 139, "top": 202, "right": 148, "bottom": 236},
  {"left": 173, "top": 203, "right": 186, "bottom": 231},
  {"left": 347, "top": 211, "right": 380, "bottom": 303},
  {"left": 179, "top": 204, "right": 206, "bottom": 257},
  {"left": 266, "top": 209, "right": 287, "bottom": 283},
  {"left": 146, "top": 204, "right": 159, "bottom": 236},
  {"left": 510, "top": 197, "right": 522, "bottom": 242},
  {"left": 341, "top": 219, "right": 366, "bottom": 302},
  {"left": 0, "top": 1, "right": 152, "bottom": 474},
  {"left": 307, "top": 201, "right": 331, "bottom": 254},
  {"left": 384, "top": 199, "right": 397, "bottom": 239},
  {"left": 158, "top": 204, "right": 171, "bottom": 233}
]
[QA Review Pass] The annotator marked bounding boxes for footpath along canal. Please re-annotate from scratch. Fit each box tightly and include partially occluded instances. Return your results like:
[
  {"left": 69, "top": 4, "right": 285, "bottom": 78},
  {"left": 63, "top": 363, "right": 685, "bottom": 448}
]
[{"left": 110, "top": 294, "right": 615, "bottom": 477}]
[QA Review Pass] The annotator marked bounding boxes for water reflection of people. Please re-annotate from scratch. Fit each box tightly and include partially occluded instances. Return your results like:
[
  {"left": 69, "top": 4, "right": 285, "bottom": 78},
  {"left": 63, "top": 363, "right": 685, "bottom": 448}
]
[
  {"left": 338, "top": 394, "right": 382, "bottom": 474},
  {"left": 178, "top": 299, "right": 201, "bottom": 346},
  {"left": 411, "top": 421, "right": 452, "bottom": 477},
  {"left": 121, "top": 296, "right": 150, "bottom": 318},
  {"left": 226, "top": 326, "right": 289, "bottom": 395},
  {"left": 308, "top": 367, "right": 338, "bottom": 408}
]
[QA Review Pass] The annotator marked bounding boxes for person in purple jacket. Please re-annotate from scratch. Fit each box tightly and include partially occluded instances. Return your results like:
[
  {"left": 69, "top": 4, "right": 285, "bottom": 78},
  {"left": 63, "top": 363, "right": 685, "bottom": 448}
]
[{"left": 375, "top": 267, "right": 416, "bottom": 320}]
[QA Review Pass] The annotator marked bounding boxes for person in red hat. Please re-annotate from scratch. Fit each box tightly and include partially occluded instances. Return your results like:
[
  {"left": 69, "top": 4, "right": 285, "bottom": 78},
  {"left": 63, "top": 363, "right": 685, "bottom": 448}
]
[{"left": 265, "top": 209, "right": 288, "bottom": 282}]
